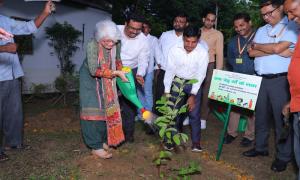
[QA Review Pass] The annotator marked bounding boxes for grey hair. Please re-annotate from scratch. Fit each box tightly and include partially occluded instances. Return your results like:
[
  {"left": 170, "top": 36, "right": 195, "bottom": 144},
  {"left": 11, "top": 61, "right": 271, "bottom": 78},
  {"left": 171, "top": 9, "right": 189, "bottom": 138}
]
[{"left": 95, "top": 20, "right": 121, "bottom": 42}]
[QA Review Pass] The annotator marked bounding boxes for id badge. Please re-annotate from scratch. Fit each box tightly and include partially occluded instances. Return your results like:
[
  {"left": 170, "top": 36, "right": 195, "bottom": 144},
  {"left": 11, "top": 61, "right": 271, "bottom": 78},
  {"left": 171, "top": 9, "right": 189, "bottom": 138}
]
[{"left": 236, "top": 58, "right": 243, "bottom": 64}]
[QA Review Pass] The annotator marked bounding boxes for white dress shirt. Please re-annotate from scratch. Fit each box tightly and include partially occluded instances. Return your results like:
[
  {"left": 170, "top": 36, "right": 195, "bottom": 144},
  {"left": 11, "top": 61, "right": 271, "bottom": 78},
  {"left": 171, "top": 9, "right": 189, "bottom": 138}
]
[
  {"left": 157, "top": 30, "right": 183, "bottom": 70},
  {"left": 164, "top": 40, "right": 209, "bottom": 95},
  {"left": 118, "top": 25, "right": 150, "bottom": 76},
  {"left": 145, "top": 34, "right": 160, "bottom": 73}
]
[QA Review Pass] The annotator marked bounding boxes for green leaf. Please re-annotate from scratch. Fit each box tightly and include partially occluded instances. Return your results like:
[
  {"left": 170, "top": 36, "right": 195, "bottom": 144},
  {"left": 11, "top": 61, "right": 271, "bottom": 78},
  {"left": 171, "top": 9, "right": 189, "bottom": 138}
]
[
  {"left": 159, "top": 151, "right": 172, "bottom": 160},
  {"left": 154, "top": 158, "right": 161, "bottom": 166},
  {"left": 167, "top": 101, "right": 175, "bottom": 106},
  {"left": 187, "top": 79, "right": 198, "bottom": 84},
  {"left": 174, "top": 77, "right": 185, "bottom": 84},
  {"left": 173, "top": 134, "right": 180, "bottom": 145},
  {"left": 178, "top": 105, "right": 187, "bottom": 114},
  {"left": 180, "top": 133, "right": 189, "bottom": 143},
  {"left": 159, "top": 126, "right": 166, "bottom": 138},
  {"left": 171, "top": 85, "right": 180, "bottom": 93},
  {"left": 166, "top": 127, "right": 178, "bottom": 133},
  {"left": 155, "top": 117, "right": 170, "bottom": 124},
  {"left": 166, "top": 131, "right": 171, "bottom": 139}
]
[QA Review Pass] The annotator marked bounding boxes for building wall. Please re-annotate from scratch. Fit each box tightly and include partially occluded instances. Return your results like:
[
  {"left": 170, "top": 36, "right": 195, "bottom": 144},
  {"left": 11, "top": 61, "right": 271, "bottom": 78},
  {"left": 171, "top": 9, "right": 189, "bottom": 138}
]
[{"left": 0, "top": 0, "right": 111, "bottom": 93}]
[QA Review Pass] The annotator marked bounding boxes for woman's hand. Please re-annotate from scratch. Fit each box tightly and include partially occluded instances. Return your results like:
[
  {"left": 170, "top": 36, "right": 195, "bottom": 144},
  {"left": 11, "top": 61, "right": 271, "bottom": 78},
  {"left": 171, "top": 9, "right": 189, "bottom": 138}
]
[{"left": 113, "top": 70, "right": 128, "bottom": 82}]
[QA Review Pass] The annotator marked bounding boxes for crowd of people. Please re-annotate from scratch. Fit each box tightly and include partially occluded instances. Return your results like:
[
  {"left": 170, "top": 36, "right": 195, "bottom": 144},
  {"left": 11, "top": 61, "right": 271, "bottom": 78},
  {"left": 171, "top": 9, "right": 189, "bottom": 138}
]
[{"left": 0, "top": 0, "right": 299, "bottom": 178}]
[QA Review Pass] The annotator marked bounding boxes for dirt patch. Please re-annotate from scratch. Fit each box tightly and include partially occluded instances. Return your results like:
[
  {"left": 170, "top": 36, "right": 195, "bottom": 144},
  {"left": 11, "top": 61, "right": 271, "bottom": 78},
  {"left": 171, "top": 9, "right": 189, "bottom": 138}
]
[
  {"left": 0, "top": 102, "right": 296, "bottom": 179},
  {"left": 24, "top": 108, "right": 80, "bottom": 133}
]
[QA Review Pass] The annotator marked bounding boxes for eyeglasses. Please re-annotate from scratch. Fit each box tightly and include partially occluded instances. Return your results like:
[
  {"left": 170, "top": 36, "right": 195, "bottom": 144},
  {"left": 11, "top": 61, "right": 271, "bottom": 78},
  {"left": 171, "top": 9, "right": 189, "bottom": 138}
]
[
  {"left": 126, "top": 25, "right": 142, "bottom": 33},
  {"left": 261, "top": 7, "right": 279, "bottom": 18}
]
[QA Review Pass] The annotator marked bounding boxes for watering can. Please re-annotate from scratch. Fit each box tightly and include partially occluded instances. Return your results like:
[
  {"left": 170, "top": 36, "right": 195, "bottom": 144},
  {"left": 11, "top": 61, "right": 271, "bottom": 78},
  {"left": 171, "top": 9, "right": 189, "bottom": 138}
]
[{"left": 116, "top": 67, "right": 154, "bottom": 123}]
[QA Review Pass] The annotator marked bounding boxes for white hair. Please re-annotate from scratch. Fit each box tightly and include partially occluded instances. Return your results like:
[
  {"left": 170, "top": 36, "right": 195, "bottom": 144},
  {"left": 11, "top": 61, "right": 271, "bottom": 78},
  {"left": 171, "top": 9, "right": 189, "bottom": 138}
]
[{"left": 95, "top": 20, "right": 121, "bottom": 42}]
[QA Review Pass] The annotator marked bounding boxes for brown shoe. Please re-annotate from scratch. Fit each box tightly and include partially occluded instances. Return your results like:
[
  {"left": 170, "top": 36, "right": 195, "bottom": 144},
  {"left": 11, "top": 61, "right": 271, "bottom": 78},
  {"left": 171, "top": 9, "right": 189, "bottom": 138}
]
[{"left": 5, "top": 144, "right": 31, "bottom": 151}]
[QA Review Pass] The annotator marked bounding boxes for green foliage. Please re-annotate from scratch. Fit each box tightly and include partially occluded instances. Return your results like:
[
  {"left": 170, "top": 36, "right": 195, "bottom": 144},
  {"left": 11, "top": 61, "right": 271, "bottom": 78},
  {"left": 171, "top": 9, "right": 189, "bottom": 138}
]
[
  {"left": 45, "top": 22, "right": 82, "bottom": 76},
  {"left": 112, "top": 0, "right": 263, "bottom": 44},
  {"left": 177, "top": 161, "right": 201, "bottom": 177},
  {"left": 54, "top": 73, "right": 79, "bottom": 94},
  {"left": 153, "top": 77, "right": 199, "bottom": 178},
  {"left": 30, "top": 83, "right": 48, "bottom": 98}
]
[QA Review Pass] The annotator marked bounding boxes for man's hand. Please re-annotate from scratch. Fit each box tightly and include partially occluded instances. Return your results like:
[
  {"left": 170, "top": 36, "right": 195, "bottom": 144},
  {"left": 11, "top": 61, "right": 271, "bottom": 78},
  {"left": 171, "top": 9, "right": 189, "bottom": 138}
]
[
  {"left": 282, "top": 102, "right": 290, "bottom": 118},
  {"left": 0, "top": 28, "right": 13, "bottom": 40},
  {"left": 187, "top": 95, "right": 196, "bottom": 112},
  {"left": 44, "top": 0, "right": 54, "bottom": 15},
  {"left": 136, "top": 75, "right": 144, "bottom": 86},
  {"left": 2, "top": 43, "right": 18, "bottom": 53}
]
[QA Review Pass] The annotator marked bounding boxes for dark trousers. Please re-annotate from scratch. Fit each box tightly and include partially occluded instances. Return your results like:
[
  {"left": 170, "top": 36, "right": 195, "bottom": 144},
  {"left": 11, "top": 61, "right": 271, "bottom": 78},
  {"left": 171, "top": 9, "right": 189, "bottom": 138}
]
[
  {"left": 293, "top": 113, "right": 300, "bottom": 179},
  {"left": 0, "top": 79, "right": 23, "bottom": 153},
  {"left": 169, "top": 79, "right": 202, "bottom": 144},
  {"left": 120, "top": 68, "right": 142, "bottom": 140},
  {"left": 153, "top": 69, "right": 165, "bottom": 115},
  {"left": 80, "top": 120, "right": 107, "bottom": 150},
  {"left": 255, "top": 76, "right": 292, "bottom": 162}
]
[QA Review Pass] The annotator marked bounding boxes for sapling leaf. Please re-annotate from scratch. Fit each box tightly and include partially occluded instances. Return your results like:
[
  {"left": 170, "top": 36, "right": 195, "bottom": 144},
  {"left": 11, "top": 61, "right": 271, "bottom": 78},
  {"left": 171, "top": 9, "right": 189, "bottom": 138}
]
[
  {"left": 187, "top": 79, "right": 198, "bottom": 84},
  {"left": 172, "top": 85, "right": 180, "bottom": 93},
  {"left": 173, "top": 134, "right": 180, "bottom": 145},
  {"left": 159, "top": 126, "right": 166, "bottom": 138},
  {"left": 180, "top": 133, "right": 189, "bottom": 143}
]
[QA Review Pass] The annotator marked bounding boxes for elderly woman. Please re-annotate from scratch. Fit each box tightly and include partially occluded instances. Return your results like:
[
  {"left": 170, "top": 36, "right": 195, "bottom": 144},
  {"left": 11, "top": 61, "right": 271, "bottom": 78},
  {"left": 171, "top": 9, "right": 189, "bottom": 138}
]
[{"left": 79, "top": 20, "right": 127, "bottom": 159}]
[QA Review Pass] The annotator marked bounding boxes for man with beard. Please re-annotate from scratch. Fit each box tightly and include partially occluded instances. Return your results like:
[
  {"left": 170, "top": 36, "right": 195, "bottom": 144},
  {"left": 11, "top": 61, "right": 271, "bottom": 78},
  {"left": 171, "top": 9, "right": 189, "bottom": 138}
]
[
  {"left": 243, "top": 0, "right": 298, "bottom": 172},
  {"left": 224, "top": 13, "right": 255, "bottom": 147},
  {"left": 154, "top": 13, "right": 188, "bottom": 115},
  {"left": 117, "top": 13, "right": 150, "bottom": 143},
  {"left": 283, "top": 0, "right": 300, "bottom": 178},
  {"left": 199, "top": 10, "right": 224, "bottom": 128}
]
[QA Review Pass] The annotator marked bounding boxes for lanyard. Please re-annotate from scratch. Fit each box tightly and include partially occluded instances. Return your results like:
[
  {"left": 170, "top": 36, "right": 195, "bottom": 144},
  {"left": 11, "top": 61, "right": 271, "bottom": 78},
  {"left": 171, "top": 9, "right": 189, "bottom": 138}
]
[
  {"left": 267, "top": 25, "right": 286, "bottom": 39},
  {"left": 237, "top": 31, "right": 255, "bottom": 56}
]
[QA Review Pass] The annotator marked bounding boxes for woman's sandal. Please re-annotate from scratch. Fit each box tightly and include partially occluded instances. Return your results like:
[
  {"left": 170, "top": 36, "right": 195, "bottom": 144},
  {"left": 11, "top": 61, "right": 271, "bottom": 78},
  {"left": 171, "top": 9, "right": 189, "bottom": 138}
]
[
  {"left": 92, "top": 149, "right": 112, "bottom": 159},
  {"left": 103, "top": 143, "right": 110, "bottom": 151}
]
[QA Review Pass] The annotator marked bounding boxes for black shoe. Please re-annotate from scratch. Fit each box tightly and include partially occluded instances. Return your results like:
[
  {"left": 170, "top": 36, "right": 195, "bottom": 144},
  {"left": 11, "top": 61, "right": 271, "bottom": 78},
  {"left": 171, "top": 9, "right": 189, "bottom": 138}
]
[
  {"left": 271, "top": 159, "right": 288, "bottom": 172},
  {"left": 191, "top": 143, "right": 203, "bottom": 153},
  {"left": 0, "top": 152, "right": 9, "bottom": 162},
  {"left": 163, "top": 143, "right": 174, "bottom": 151},
  {"left": 224, "top": 135, "right": 236, "bottom": 144},
  {"left": 242, "top": 148, "right": 269, "bottom": 157},
  {"left": 240, "top": 138, "right": 253, "bottom": 147}
]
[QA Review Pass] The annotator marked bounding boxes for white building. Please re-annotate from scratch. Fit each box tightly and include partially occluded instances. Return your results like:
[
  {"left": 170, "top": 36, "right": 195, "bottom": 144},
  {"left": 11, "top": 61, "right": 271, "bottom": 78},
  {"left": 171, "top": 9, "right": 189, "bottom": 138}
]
[{"left": 0, "top": 0, "right": 111, "bottom": 93}]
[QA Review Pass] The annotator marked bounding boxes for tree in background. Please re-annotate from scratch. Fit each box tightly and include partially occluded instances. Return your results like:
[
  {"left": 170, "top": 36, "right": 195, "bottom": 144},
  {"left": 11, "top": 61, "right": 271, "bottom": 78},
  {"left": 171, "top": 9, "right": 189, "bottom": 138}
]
[
  {"left": 45, "top": 22, "right": 81, "bottom": 105},
  {"left": 112, "top": 0, "right": 263, "bottom": 43},
  {"left": 45, "top": 22, "right": 82, "bottom": 77}
]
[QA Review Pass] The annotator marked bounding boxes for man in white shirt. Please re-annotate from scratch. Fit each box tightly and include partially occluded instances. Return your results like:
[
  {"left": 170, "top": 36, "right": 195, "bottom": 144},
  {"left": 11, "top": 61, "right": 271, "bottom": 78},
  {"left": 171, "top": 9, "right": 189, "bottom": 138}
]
[
  {"left": 118, "top": 13, "right": 150, "bottom": 143},
  {"left": 154, "top": 13, "right": 188, "bottom": 115},
  {"left": 163, "top": 25, "right": 209, "bottom": 152},
  {"left": 137, "top": 21, "right": 159, "bottom": 118}
]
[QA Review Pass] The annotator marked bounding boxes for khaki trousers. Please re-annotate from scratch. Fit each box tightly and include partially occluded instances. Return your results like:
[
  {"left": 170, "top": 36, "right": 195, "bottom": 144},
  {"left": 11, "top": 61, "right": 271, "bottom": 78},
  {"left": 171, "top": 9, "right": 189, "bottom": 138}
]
[{"left": 227, "top": 108, "right": 255, "bottom": 140}]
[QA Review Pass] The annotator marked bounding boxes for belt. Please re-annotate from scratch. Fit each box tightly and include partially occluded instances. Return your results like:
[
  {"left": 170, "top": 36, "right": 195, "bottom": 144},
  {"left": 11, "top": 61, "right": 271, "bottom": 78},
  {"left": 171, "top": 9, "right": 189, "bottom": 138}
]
[{"left": 258, "top": 72, "right": 287, "bottom": 79}]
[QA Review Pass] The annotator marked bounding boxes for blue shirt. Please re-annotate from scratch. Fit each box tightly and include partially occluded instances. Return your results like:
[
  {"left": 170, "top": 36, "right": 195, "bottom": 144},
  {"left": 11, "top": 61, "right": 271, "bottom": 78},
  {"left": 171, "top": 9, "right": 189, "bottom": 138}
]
[
  {"left": 227, "top": 34, "right": 255, "bottom": 75},
  {"left": 253, "top": 16, "right": 298, "bottom": 75},
  {"left": 0, "top": 15, "right": 37, "bottom": 81}
]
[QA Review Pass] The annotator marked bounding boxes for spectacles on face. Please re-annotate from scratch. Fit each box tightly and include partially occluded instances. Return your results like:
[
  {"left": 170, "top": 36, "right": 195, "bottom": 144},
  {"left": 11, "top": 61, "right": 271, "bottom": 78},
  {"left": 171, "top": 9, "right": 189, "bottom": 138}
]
[
  {"left": 126, "top": 24, "right": 142, "bottom": 33},
  {"left": 261, "top": 7, "right": 279, "bottom": 18}
]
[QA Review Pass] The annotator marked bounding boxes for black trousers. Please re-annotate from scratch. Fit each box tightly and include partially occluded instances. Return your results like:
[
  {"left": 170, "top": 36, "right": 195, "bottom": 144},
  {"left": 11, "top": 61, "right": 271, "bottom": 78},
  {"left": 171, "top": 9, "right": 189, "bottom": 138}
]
[
  {"left": 153, "top": 69, "right": 165, "bottom": 115},
  {"left": 255, "top": 76, "right": 292, "bottom": 162}
]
